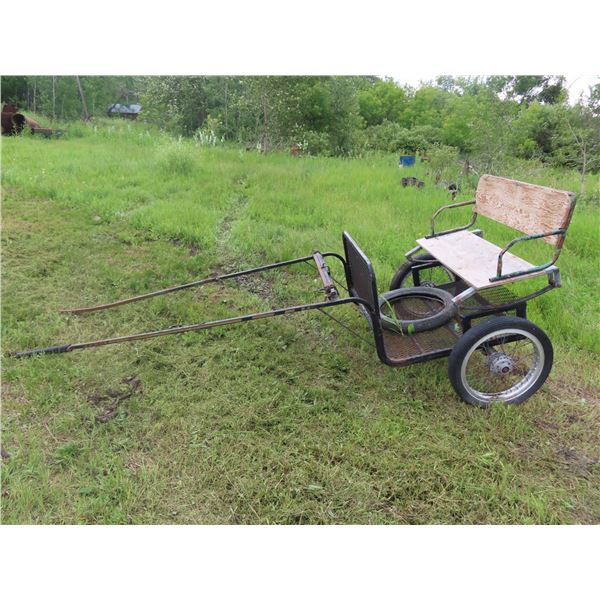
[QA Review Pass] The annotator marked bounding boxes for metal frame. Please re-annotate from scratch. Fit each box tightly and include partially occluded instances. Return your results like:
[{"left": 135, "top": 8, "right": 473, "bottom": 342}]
[
  {"left": 10, "top": 175, "right": 576, "bottom": 405},
  {"left": 400, "top": 255, "right": 560, "bottom": 312},
  {"left": 10, "top": 232, "right": 557, "bottom": 371},
  {"left": 461, "top": 303, "right": 527, "bottom": 333},
  {"left": 400, "top": 226, "right": 558, "bottom": 310},
  {"left": 426, "top": 199, "right": 477, "bottom": 238},
  {"left": 422, "top": 191, "right": 576, "bottom": 286},
  {"left": 490, "top": 229, "right": 566, "bottom": 282},
  {"left": 340, "top": 232, "right": 539, "bottom": 368},
  {"left": 58, "top": 254, "right": 334, "bottom": 314},
  {"left": 13, "top": 251, "right": 362, "bottom": 358}
]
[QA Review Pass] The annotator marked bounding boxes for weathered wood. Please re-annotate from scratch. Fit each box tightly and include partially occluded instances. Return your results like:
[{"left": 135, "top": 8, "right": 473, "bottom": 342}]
[
  {"left": 475, "top": 175, "right": 576, "bottom": 246},
  {"left": 417, "top": 230, "right": 540, "bottom": 290}
]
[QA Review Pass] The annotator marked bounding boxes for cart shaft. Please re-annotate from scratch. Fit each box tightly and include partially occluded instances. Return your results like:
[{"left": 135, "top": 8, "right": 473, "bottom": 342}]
[
  {"left": 59, "top": 254, "right": 317, "bottom": 314},
  {"left": 13, "top": 296, "right": 366, "bottom": 358}
]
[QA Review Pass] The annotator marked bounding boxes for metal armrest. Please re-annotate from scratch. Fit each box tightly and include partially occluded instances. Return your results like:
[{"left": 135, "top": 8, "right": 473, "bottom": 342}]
[
  {"left": 490, "top": 229, "right": 566, "bottom": 282},
  {"left": 426, "top": 200, "right": 477, "bottom": 238}
]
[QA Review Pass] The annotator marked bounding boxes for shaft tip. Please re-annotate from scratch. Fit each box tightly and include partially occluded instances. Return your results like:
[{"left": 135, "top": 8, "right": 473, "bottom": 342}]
[{"left": 11, "top": 344, "right": 72, "bottom": 359}]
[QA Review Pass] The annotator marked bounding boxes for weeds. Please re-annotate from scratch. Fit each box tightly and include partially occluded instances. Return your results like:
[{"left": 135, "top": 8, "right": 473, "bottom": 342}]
[
  {"left": 2, "top": 122, "right": 599, "bottom": 524},
  {"left": 155, "top": 141, "right": 197, "bottom": 176}
]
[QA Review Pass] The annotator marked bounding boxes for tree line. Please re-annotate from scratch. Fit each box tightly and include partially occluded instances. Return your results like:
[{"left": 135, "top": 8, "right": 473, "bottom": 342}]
[{"left": 2, "top": 75, "right": 599, "bottom": 192}]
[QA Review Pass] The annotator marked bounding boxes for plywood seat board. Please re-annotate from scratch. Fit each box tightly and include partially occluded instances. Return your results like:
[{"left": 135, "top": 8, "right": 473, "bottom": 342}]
[{"left": 416, "top": 230, "right": 536, "bottom": 290}]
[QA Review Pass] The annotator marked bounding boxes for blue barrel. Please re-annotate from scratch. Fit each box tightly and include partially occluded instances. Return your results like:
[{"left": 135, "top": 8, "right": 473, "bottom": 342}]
[{"left": 399, "top": 155, "right": 416, "bottom": 167}]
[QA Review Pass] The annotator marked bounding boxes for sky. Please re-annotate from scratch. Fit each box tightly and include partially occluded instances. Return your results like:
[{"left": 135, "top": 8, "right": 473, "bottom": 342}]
[{"left": 563, "top": 76, "right": 599, "bottom": 103}]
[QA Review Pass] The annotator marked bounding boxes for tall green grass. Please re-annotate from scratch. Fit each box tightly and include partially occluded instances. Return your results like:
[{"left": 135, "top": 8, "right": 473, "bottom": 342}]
[
  {"left": 2, "top": 122, "right": 598, "bottom": 352},
  {"left": 2, "top": 121, "right": 599, "bottom": 525}
]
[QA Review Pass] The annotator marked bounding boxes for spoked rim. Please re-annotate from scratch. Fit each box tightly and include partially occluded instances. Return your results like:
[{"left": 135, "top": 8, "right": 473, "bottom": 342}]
[
  {"left": 405, "top": 259, "right": 455, "bottom": 288},
  {"left": 460, "top": 327, "right": 545, "bottom": 404}
]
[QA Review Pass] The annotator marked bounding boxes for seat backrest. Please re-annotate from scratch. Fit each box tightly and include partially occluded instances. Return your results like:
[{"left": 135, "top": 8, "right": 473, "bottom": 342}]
[
  {"left": 475, "top": 175, "right": 576, "bottom": 246},
  {"left": 342, "top": 232, "right": 378, "bottom": 311}
]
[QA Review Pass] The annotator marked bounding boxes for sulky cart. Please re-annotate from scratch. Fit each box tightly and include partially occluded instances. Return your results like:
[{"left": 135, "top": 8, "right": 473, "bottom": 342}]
[{"left": 13, "top": 175, "right": 576, "bottom": 408}]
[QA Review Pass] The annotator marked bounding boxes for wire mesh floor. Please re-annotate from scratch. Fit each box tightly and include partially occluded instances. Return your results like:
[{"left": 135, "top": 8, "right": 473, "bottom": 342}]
[
  {"left": 382, "top": 319, "right": 460, "bottom": 362},
  {"left": 380, "top": 281, "right": 525, "bottom": 364}
]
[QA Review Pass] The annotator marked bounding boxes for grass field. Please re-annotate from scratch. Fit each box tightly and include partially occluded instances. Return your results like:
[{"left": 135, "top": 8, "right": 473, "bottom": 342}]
[{"left": 2, "top": 121, "right": 599, "bottom": 523}]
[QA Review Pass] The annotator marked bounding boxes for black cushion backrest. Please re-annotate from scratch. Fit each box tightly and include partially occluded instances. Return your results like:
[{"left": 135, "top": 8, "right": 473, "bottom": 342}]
[{"left": 342, "top": 232, "right": 378, "bottom": 311}]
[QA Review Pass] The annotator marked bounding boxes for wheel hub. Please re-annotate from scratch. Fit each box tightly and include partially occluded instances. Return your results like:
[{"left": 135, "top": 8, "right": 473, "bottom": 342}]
[{"left": 487, "top": 352, "right": 514, "bottom": 376}]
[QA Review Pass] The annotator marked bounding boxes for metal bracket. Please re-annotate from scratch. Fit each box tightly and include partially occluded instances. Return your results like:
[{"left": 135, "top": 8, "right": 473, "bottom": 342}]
[
  {"left": 313, "top": 252, "right": 340, "bottom": 301},
  {"left": 546, "top": 266, "right": 561, "bottom": 288},
  {"left": 452, "top": 286, "right": 477, "bottom": 306}
]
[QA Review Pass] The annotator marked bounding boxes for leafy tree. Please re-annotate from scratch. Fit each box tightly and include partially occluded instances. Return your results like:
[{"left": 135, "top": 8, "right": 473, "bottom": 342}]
[
  {"left": 1, "top": 75, "right": 138, "bottom": 120},
  {"left": 324, "top": 77, "right": 364, "bottom": 155},
  {"left": 357, "top": 78, "right": 407, "bottom": 126},
  {"left": 404, "top": 86, "right": 449, "bottom": 128},
  {"left": 140, "top": 76, "right": 212, "bottom": 135},
  {"left": 299, "top": 80, "right": 333, "bottom": 131},
  {"left": 587, "top": 83, "right": 600, "bottom": 116},
  {"left": 3, "top": 74, "right": 598, "bottom": 171},
  {"left": 510, "top": 102, "right": 567, "bottom": 159},
  {"left": 440, "top": 95, "right": 477, "bottom": 152},
  {"left": 553, "top": 103, "right": 600, "bottom": 194},
  {"left": 1, "top": 76, "right": 29, "bottom": 105},
  {"left": 486, "top": 75, "right": 567, "bottom": 105},
  {"left": 364, "top": 122, "right": 437, "bottom": 153},
  {"left": 467, "top": 91, "right": 519, "bottom": 173},
  {"left": 435, "top": 75, "right": 487, "bottom": 96}
]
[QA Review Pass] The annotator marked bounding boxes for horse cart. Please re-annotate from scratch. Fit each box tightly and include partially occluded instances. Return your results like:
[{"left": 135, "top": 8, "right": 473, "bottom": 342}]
[{"left": 13, "top": 175, "right": 576, "bottom": 408}]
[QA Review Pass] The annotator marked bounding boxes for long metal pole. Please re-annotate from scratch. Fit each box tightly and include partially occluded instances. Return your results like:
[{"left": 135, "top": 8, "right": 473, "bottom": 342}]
[
  {"left": 13, "top": 297, "right": 366, "bottom": 359},
  {"left": 59, "top": 255, "right": 316, "bottom": 314}
]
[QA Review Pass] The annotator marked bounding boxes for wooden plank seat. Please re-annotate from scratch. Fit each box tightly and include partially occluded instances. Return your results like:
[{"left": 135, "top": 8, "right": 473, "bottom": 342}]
[
  {"left": 415, "top": 175, "right": 577, "bottom": 291},
  {"left": 417, "top": 230, "right": 536, "bottom": 290}
]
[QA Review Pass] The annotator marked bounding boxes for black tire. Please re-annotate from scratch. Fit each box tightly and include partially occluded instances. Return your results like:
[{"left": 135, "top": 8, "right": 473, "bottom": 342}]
[
  {"left": 390, "top": 253, "right": 457, "bottom": 290},
  {"left": 448, "top": 316, "right": 553, "bottom": 408},
  {"left": 379, "top": 287, "right": 458, "bottom": 334}
]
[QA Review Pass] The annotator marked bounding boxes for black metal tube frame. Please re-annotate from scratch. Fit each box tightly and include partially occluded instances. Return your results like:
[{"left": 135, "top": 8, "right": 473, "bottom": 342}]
[
  {"left": 59, "top": 254, "right": 327, "bottom": 314},
  {"left": 12, "top": 252, "right": 355, "bottom": 359},
  {"left": 490, "top": 229, "right": 566, "bottom": 282},
  {"left": 426, "top": 199, "right": 477, "bottom": 238},
  {"left": 10, "top": 244, "right": 544, "bottom": 370}
]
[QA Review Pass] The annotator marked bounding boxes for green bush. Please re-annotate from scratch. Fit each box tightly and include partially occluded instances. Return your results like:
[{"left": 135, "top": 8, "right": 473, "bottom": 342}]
[
  {"left": 364, "top": 122, "right": 442, "bottom": 154},
  {"left": 193, "top": 115, "right": 223, "bottom": 147},
  {"left": 63, "top": 121, "right": 90, "bottom": 138},
  {"left": 298, "top": 130, "right": 331, "bottom": 156},
  {"left": 427, "top": 144, "right": 461, "bottom": 185}
]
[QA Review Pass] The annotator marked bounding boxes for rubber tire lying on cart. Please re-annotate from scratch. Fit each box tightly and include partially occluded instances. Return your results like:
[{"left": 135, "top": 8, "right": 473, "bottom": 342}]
[
  {"left": 448, "top": 316, "right": 553, "bottom": 408},
  {"left": 379, "top": 287, "right": 458, "bottom": 334}
]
